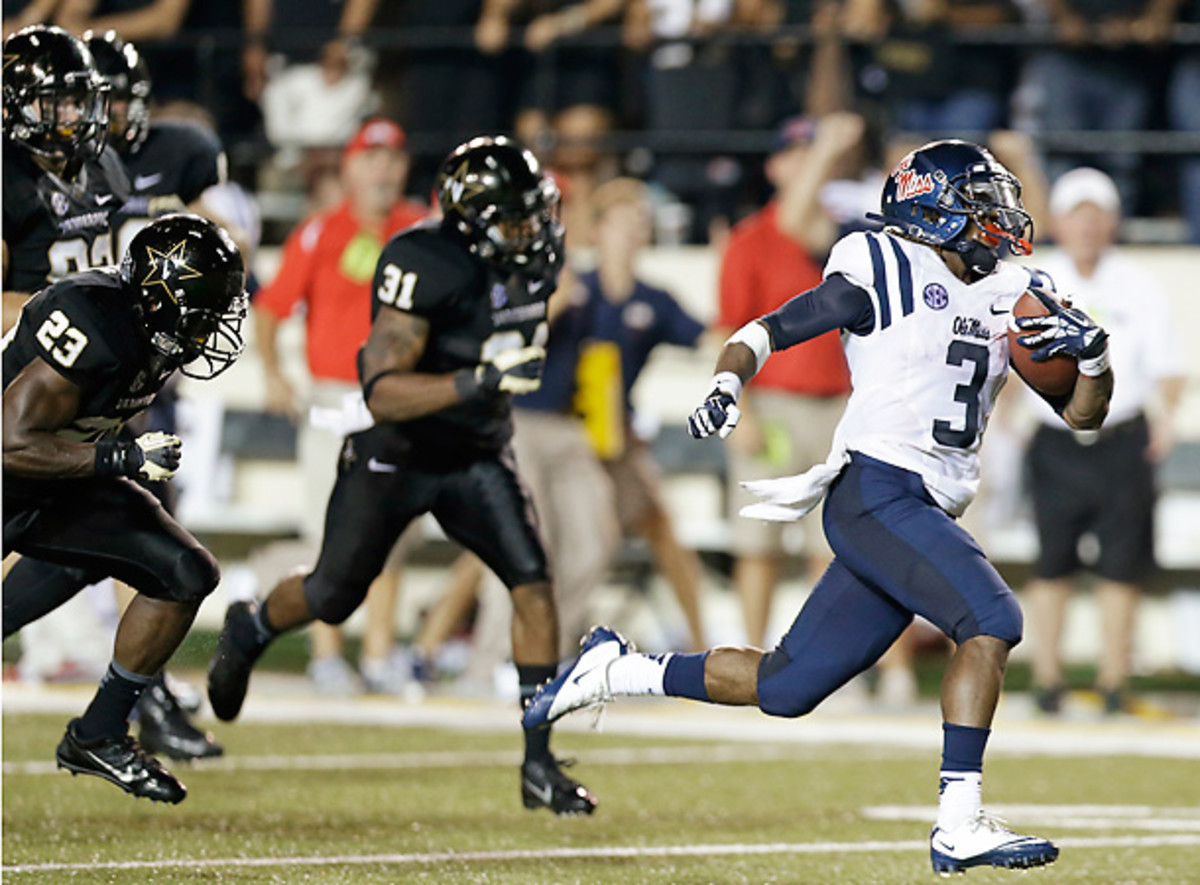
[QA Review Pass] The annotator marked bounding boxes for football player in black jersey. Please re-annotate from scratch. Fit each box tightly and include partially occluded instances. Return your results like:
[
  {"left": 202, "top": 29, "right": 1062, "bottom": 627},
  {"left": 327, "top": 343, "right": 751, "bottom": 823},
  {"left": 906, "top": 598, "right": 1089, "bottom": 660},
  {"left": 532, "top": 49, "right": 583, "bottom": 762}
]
[
  {"left": 79, "top": 27, "right": 230, "bottom": 762},
  {"left": 2, "top": 214, "right": 248, "bottom": 804},
  {"left": 2, "top": 25, "right": 130, "bottom": 332},
  {"left": 208, "top": 136, "right": 597, "bottom": 815}
]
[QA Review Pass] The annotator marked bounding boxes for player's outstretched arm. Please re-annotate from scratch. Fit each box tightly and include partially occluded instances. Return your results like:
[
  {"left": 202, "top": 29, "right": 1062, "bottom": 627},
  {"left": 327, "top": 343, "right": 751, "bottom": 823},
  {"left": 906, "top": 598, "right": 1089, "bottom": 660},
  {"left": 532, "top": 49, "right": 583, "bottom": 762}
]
[{"left": 687, "top": 321, "right": 768, "bottom": 439}]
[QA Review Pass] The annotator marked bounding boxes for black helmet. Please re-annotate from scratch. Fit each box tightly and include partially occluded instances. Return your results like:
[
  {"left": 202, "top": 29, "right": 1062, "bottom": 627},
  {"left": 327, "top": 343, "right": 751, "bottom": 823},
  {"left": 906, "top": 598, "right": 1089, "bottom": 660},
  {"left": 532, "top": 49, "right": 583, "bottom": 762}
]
[
  {"left": 121, "top": 214, "right": 248, "bottom": 379},
  {"left": 436, "top": 135, "right": 563, "bottom": 283},
  {"left": 2, "top": 25, "right": 110, "bottom": 163},
  {"left": 83, "top": 30, "right": 152, "bottom": 154}
]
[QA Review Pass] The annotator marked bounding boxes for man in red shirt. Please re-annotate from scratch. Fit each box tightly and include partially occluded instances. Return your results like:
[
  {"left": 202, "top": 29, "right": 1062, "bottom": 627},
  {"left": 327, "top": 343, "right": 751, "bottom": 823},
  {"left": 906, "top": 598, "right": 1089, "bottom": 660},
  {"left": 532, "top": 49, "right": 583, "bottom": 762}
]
[
  {"left": 717, "top": 113, "right": 864, "bottom": 646},
  {"left": 254, "top": 117, "right": 428, "bottom": 694}
]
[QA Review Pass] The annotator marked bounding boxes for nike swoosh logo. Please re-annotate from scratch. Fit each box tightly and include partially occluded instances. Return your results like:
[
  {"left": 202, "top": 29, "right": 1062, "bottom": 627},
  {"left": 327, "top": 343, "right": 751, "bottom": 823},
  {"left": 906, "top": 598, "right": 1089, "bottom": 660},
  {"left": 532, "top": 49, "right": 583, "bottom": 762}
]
[
  {"left": 990, "top": 305, "right": 1009, "bottom": 315},
  {"left": 134, "top": 173, "right": 163, "bottom": 190},
  {"left": 95, "top": 194, "right": 114, "bottom": 205},
  {"left": 367, "top": 457, "right": 398, "bottom": 473},
  {"left": 526, "top": 780, "right": 553, "bottom": 805}
]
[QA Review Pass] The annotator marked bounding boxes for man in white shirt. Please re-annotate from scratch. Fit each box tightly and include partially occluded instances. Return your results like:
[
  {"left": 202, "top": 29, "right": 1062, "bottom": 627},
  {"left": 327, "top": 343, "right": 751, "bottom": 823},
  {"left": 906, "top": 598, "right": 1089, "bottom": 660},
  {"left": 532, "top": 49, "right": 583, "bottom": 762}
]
[{"left": 1023, "top": 167, "right": 1185, "bottom": 716}]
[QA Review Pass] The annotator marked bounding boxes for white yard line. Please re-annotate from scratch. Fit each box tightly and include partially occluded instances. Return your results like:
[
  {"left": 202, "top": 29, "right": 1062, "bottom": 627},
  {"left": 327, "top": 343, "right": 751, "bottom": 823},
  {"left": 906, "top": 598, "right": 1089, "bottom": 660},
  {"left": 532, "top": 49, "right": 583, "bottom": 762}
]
[{"left": 4, "top": 834, "right": 1199, "bottom": 875}]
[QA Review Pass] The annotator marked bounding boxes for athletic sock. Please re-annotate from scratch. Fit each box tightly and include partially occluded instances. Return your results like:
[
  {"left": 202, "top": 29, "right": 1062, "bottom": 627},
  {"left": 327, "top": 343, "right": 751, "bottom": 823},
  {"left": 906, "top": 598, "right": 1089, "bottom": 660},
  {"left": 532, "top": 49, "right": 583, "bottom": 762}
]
[
  {"left": 518, "top": 664, "right": 558, "bottom": 762},
  {"left": 76, "top": 662, "right": 155, "bottom": 742},
  {"left": 937, "top": 723, "right": 990, "bottom": 831},
  {"left": 606, "top": 653, "right": 669, "bottom": 697},
  {"left": 252, "top": 598, "right": 280, "bottom": 645},
  {"left": 662, "top": 652, "right": 710, "bottom": 701}
]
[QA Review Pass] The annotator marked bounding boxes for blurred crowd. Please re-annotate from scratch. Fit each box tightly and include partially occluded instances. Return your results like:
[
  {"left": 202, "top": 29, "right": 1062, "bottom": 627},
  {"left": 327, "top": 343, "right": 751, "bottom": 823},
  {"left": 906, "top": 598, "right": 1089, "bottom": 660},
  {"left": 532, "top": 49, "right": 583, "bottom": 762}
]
[{"left": 5, "top": 0, "right": 1200, "bottom": 244}]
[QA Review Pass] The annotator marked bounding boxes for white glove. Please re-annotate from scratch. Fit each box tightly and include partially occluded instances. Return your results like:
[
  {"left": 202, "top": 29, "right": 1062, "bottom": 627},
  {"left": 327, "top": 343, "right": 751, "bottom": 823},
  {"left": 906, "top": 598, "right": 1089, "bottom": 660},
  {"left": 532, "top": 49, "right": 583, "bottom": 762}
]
[
  {"left": 134, "top": 431, "right": 182, "bottom": 481},
  {"left": 688, "top": 372, "right": 742, "bottom": 439}
]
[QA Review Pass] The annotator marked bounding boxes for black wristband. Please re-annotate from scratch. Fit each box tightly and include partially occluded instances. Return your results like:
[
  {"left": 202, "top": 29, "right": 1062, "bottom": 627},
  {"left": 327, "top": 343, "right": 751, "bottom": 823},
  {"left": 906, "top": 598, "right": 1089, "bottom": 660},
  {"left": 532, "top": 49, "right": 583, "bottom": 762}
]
[
  {"left": 454, "top": 367, "right": 485, "bottom": 401},
  {"left": 94, "top": 438, "right": 143, "bottom": 477}
]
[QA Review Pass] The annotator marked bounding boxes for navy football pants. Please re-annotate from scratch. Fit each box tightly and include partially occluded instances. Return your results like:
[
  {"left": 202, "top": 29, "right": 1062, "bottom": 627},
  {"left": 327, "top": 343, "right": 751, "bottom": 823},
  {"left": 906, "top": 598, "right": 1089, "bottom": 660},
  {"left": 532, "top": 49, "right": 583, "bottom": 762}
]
[{"left": 757, "top": 453, "right": 1023, "bottom": 718}]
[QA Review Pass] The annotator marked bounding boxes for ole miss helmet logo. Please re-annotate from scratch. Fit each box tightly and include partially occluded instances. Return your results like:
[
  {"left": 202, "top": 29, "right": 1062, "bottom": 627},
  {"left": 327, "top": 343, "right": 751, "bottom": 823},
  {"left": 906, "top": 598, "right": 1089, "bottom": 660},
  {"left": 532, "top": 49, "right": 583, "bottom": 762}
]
[{"left": 895, "top": 168, "right": 935, "bottom": 201}]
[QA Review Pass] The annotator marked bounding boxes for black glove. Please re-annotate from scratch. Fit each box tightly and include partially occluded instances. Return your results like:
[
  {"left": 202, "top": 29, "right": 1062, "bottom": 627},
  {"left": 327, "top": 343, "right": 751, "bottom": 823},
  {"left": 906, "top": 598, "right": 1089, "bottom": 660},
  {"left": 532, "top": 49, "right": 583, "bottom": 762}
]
[{"left": 95, "top": 431, "right": 182, "bottom": 481}]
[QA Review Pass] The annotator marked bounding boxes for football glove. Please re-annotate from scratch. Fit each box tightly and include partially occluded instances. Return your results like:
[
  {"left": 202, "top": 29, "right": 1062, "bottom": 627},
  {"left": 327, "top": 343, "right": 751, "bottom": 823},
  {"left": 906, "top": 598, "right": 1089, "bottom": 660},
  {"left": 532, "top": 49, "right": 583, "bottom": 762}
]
[
  {"left": 1015, "top": 287, "right": 1109, "bottom": 373},
  {"left": 688, "top": 373, "right": 742, "bottom": 440},
  {"left": 470, "top": 345, "right": 546, "bottom": 396},
  {"left": 94, "top": 431, "right": 182, "bottom": 481}
]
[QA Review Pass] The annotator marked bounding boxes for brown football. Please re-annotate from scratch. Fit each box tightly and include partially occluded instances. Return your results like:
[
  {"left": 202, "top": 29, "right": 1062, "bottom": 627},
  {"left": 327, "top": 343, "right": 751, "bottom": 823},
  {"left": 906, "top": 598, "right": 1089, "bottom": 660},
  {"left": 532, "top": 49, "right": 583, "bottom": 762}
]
[{"left": 1006, "top": 290, "right": 1079, "bottom": 397}]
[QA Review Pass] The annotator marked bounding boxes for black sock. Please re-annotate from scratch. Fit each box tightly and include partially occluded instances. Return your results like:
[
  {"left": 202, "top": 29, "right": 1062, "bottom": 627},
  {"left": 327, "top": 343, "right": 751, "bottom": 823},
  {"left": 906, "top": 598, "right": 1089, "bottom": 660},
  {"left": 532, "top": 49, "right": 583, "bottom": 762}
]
[
  {"left": 76, "top": 662, "right": 155, "bottom": 742},
  {"left": 518, "top": 664, "right": 557, "bottom": 762},
  {"left": 231, "top": 598, "right": 276, "bottom": 658}
]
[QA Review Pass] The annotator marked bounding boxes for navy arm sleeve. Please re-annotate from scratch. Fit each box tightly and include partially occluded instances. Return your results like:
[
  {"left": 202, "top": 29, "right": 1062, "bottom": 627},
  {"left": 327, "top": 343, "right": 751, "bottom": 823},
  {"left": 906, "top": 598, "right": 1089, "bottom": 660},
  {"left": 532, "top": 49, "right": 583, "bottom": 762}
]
[{"left": 759, "top": 273, "right": 875, "bottom": 351}]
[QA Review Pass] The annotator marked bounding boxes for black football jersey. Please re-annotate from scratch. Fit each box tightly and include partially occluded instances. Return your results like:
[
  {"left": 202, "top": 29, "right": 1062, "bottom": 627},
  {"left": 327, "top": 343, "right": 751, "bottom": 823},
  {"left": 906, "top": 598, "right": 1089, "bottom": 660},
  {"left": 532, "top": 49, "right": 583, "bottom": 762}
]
[
  {"left": 2, "top": 269, "right": 173, "bottom": 442},
  {"left": 109, "top": 120, "right": 227, "bottom": 256},
  {"left": 367, "top": 223, "right": 551, "bottom": 460},
  {"left": 2, "top": 142, "right": 132, "bottom": 293}
]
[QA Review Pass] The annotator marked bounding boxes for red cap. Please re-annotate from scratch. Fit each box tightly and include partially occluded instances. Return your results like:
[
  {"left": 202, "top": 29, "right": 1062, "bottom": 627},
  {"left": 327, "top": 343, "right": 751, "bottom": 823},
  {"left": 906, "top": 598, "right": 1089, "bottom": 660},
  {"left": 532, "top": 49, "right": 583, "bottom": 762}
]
[{"left": 343, "top": 117, "right": 406, "bottom": 160}]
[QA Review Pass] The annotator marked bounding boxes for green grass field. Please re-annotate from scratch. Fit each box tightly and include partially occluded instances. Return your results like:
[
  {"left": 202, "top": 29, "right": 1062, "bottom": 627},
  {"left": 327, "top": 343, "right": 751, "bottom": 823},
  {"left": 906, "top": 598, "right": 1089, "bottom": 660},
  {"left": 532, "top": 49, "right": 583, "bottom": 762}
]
[{"left": 4, "top": 706, "right": 1199, "bottom": 885}]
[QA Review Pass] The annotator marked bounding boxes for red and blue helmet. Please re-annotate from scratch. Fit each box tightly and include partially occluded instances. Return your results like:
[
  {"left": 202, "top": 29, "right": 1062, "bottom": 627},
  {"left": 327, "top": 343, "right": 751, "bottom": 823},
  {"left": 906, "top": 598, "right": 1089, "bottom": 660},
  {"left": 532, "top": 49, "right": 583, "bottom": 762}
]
[{"left": 870, "top": 140, "right": 1033, "bottom": 262}]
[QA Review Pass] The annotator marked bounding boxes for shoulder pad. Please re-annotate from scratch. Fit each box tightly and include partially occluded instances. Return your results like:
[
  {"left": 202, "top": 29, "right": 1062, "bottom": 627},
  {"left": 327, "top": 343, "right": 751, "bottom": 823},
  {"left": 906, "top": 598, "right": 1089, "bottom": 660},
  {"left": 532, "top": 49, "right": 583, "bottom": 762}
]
[{"left": 373, "top": 228, "right": 475, "bottom": 316}]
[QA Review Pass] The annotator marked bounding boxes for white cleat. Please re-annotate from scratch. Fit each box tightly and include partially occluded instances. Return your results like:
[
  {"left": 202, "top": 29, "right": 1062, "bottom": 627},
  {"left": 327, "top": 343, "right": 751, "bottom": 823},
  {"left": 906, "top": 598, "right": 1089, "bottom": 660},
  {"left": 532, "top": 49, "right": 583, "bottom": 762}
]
[
  {"left": 930, "top": 810, "right": 1059, "bottom": 875},
  {"left": 522, "top": 627, "right": 632, "bottom": 729}
]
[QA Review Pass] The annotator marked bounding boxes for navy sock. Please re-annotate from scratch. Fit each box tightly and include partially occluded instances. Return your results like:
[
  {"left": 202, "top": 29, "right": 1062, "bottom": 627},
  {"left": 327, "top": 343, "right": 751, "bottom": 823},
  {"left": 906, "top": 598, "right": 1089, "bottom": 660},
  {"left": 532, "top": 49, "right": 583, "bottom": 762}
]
[
  {"left": 941, "top": 722, "right": 990, "bottom": 772},
  {"left": 76, "top": 662, "right": 155, "bottom": 742},
  {"left": 663, "top": 652, "right": 710, "bottom": 702},
  {"left": 518, "top": 664, "right": 558, "bottom": 761}
]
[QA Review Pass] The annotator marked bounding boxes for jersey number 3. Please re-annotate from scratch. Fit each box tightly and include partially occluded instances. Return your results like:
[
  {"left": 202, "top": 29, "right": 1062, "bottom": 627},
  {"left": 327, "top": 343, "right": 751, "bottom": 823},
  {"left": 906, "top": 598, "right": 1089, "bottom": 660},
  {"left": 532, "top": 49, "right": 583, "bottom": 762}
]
[
  {"left": 933, "top": 340, "right": 988, "bottom": 449},
  {"left": 35, "top": 309, "right": 90, "bottom": 368}
]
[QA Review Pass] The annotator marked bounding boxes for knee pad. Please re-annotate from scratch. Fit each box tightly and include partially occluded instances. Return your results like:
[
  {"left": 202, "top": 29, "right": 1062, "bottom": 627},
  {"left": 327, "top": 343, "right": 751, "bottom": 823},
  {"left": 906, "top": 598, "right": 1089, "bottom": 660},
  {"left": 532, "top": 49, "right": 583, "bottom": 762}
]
[
  {"left": 755, "top": 648, "right": 821, "bottom": 719},
  {"left": 956, "top": 591, "right": 1024, "bottom": 647},
  {"left": 168, "top": 547, "right": 221, "bottom": 604},
  {"left": 302, "top": 573, "right": 367, "bottom": 626}
]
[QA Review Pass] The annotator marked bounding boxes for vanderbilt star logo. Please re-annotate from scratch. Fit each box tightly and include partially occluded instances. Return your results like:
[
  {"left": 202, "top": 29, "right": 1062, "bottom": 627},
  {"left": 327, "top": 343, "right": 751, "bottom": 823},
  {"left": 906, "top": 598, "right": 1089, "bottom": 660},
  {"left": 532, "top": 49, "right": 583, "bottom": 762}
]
[
  {"left": 444, "top": 160, "right": 487, "bottom": 209},
  {"left": 140, "top": 240, "right": 201, "bottom": 304}
]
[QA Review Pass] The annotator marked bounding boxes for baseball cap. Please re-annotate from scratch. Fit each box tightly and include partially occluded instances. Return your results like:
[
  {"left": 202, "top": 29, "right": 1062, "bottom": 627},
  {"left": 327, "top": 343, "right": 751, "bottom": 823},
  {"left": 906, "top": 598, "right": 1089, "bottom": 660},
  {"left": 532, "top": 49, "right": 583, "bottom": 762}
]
[
  {"left": 343, "top": 117, "right": 406, "bottom": 160},
  {"left": 771, "top": 116, "right": 816, "bottom": 154},
  {"left": 1049, "top": 167, "right": 1120, "bottom": 217}
]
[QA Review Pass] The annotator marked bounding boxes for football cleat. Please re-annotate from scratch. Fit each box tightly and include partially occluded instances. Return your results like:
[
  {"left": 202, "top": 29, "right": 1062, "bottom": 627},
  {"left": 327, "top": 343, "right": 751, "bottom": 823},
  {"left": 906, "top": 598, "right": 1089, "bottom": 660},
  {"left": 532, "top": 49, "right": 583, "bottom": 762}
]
[
  {"left": 521, "top": 756, "right": 597, "bottom": 816},
  {"left": 207, "top": 601, "right": 267, "bottom": 722},
  {"left": 521, "top": 626, "right": 632, "bottom": 730},
  {"left": 56, "top": 719, "right": 187, "bottom": 804},
  {"left": 136, "top": 680, "right": 224, "bottom": 761},
  {"left": 930, "top": 811, "right": 1059, "bottom": 875}
]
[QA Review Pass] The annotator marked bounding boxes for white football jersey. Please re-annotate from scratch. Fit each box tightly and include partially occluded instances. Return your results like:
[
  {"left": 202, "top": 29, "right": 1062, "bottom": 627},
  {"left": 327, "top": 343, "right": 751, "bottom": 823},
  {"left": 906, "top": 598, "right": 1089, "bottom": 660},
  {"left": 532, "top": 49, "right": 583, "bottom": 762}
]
[{"left": 824, "top": 231, "right": 1044, "bottom": 516}]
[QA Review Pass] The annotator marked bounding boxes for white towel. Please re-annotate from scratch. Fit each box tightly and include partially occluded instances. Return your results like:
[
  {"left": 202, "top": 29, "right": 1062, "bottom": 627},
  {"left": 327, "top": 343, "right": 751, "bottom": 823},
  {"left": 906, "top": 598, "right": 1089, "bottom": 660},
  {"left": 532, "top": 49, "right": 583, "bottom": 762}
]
[{"left": 739, "top": 449, "right": 850, "bottom": 522}]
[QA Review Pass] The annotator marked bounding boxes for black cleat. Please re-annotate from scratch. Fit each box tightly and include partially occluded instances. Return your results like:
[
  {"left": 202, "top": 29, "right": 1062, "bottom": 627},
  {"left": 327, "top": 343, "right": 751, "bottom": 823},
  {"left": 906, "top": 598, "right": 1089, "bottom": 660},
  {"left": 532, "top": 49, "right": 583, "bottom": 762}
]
[
  {"left": 207, "top": 601, "right": 267, "bottom": 722},
  {"left": 521, "top": 756, "right": 597, "bottom": 815},
  {"left": 137, "top": 680, "right": 224, "bottom": 761},
  {"left": 56, "top": 719, "right": 187, "bottom": 804}
]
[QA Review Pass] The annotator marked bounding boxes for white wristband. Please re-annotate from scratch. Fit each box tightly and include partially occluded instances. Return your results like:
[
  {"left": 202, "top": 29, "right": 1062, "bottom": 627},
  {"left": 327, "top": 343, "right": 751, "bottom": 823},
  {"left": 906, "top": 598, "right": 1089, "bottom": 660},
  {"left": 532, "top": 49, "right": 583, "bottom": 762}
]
[
  {"left": 727, "top": 320, "right": 772, "bottom": 374},
  {"left": 711, "top": 371, "right": 743, "bottom": 402},
  {"left": 1078, "top": 346, "right": 1111, "bottom": 378}
]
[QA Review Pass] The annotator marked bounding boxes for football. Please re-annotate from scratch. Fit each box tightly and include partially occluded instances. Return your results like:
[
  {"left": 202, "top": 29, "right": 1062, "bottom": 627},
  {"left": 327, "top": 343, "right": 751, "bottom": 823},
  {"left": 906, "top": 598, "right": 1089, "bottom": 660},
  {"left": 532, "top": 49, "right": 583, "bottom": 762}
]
[{"left": 1006, "top": 290, "right": 1079, "bottom": 397}]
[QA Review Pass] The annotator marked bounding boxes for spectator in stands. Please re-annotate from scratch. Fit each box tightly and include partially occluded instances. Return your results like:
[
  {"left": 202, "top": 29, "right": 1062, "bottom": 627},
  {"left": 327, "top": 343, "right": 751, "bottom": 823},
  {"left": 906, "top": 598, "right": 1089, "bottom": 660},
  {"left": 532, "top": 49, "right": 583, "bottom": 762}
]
[
  {"left": 253, "top": 117, "right": 428, "bottom": 695},
  {"left": 1024, "top": 167, "right": 1184, "bottom": 715},
  {"left": 577, "top": 178, "right": 711, "bottom": 650},
  {"left": 1169, "top": 0, "right": 1200, "bottom": 244},
  {"left": 1032, "top": 0, "right": 1176, "bottom": 212},
  {"left": 840, "top": 0, "right": 1020, "bottom": 137},
  {"left": 57, "top": 0, "right": 191, "bottom": 43},
  {"left": 626, "top": 0, "right": 743, "bottom": 243},
  {"left": 716, "top": 113, "right": 859, "bottom": 646}
]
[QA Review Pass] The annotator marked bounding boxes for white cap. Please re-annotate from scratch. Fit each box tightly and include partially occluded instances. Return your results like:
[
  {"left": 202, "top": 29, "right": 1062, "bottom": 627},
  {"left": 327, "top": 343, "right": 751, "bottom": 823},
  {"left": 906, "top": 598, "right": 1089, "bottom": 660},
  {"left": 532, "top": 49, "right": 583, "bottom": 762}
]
[{"left": 1049, "top": 167, "right": 1121, "bottom": 217}]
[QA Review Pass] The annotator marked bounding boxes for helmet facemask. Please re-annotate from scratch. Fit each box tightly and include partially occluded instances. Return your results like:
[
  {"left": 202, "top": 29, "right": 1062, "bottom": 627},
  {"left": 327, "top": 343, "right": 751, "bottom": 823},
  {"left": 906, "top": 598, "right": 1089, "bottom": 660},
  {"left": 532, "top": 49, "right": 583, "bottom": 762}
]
[
  {"left": 477, "top": 175, "right": 564, "bottom": 283},
  {"left": 9, "top": 77, "right": 110, "bottom": 164}
]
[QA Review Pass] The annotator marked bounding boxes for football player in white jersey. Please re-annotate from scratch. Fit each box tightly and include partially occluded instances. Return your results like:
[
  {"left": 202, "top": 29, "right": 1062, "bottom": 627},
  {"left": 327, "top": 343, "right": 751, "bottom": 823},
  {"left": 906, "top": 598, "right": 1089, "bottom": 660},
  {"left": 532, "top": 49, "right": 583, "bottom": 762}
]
[{"left": 523, "top": 141, "right": 1113, "bottom": 874}]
